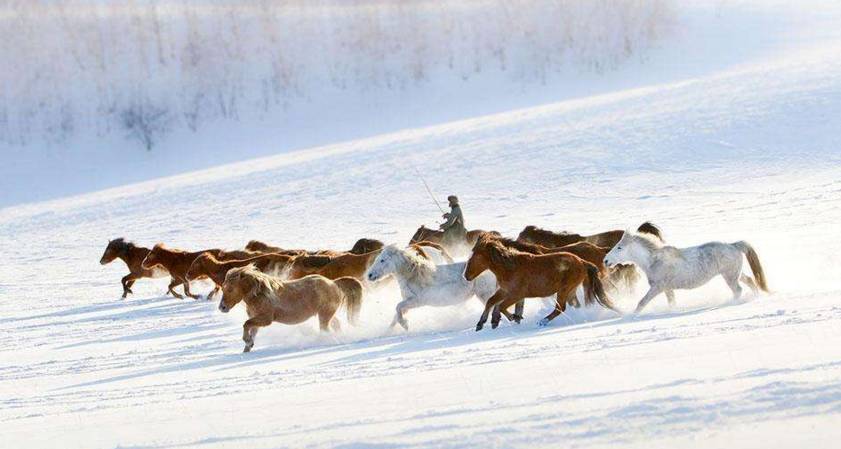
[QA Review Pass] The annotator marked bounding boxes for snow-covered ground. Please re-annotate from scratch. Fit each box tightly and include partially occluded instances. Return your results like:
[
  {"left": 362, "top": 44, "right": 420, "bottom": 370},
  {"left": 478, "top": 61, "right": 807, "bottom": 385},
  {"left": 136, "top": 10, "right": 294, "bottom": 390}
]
[{"left": 2, "top": 1, "right": 841, "bottom": 448}]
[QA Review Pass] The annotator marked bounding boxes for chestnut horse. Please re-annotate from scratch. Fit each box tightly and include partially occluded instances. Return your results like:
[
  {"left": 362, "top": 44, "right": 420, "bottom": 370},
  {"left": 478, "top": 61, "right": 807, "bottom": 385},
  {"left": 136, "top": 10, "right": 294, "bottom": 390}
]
[
  {"left": 218, "top": 266, "right": 364, "bottom": 352},
  {"left": 100, "top": 238, "right": 169, "bottom": 298},
  {"left": 409, "top": 225, "right": 500, "bottom": 247},
  {"left": 489, "top": 236, "right": 615, "bottom": 316},
  {"left": 186, "top": 252, "right": 297, "bottom": 297},
  {"left": 465, "top": 236, "right": 618, "bottom": 330},
  {"left": 141, "top": 243, "right": 223, "bottom": 299},
  {"left": 287, "top": 250, "right": 382, "bottom": 281},
  {"left": 349, "top": 238, "right": 385, "bottom": 255}
]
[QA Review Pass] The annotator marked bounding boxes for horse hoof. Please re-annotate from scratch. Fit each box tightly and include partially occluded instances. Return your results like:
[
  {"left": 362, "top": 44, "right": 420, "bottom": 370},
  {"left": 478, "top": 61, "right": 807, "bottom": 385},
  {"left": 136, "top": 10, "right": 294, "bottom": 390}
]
[
  {"left": 243, "top": 345, "right": 253, "bottom": 353},
  {"left": 538, "top": 319, "right": 549, "bottom": 327},
  {"left": 475, "top": 323, "right": 484, "bottom": 332},
  {"left": 491, "top": 322, "right": 499, "bottom": 329}
]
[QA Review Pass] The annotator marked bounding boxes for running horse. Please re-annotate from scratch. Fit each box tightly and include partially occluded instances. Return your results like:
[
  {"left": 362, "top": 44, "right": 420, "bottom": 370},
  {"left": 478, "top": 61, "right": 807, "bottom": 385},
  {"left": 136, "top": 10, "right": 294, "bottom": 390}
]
[
  {"left": 516, "top": 222, "right": 663, "bottom": 248},
  {"left": 465, "top": 235, "right": 619, "bottom": 330},
  {"left": 100, "top": 238, "right": 168, "bottom": 299},
  {"left": 409, "top": 226, "right": 500, "bottom": 247}
]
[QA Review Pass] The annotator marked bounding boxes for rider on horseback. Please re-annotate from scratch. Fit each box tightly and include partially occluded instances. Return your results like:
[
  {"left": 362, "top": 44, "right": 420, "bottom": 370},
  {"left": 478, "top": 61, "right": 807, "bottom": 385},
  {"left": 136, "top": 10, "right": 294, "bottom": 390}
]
[{"left": 440, "top": 195, "right": 467, "bottom": 249}]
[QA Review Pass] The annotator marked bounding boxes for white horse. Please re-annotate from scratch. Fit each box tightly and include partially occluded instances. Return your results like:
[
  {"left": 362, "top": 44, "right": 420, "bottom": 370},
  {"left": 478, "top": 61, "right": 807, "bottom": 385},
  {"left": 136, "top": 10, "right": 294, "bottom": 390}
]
[
  {"left": 367, "top": 244, "right": 500, "bottom": 330},
  {"left": 603, "top": 231, "right": 769, "bottom": 314}
]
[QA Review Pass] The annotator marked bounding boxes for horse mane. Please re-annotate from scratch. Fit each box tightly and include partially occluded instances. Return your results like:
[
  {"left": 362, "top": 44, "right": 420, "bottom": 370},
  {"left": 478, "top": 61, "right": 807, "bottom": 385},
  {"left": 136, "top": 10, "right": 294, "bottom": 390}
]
[
  {"left": 108, "top": 237, "right": 134, "bottom": 253},
  {"left": 636, "top": 222, "right": 664, "bottom": 242},
  {"left": 630, "top": 231, "right": 664, "bottom": 251},
  {"left": 480, "top": 238, "right": 520, "bottom": 271},
  {"left": 491, "top": 235, "right": 547, "bottom": 253},
  {"left": 226, "top": 265, "right": 283, "bottom": 302},
  {"left": 388, "top": 245, "right": 435, "bottom": 285}
]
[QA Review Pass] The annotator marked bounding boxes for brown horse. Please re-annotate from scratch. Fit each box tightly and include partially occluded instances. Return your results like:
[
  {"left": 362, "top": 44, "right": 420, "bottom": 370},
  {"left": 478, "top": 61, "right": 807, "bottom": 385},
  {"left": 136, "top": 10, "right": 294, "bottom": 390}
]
[
  {"left": 490, "top": 236, "right": 613, "bottom": 313},
  {"left": 517, "top": 222, "right": 663, "bottom": 248},
  {"left": 287, "top": 250, "right": 382, "bottom": 281},
  {"left": 218, "top": 266, "right": 363, "bottom": 352},
  {"left": 465, "top": 236, "right": 618, "bottom": 330},
  {"left": 100, "top": 238, "right": 169, "bottom": 298},
  {"left": 409, "top": 225, "right": 500, "bottom": 247},
  {"left": 245, "top": 240, "right": 343, "bottom": 256},
  {"left": 141, "top": 243, "right": 222, "bottom": 299},
  {"left": 186, "top": 252, "right": 297, "bottom": 297}
]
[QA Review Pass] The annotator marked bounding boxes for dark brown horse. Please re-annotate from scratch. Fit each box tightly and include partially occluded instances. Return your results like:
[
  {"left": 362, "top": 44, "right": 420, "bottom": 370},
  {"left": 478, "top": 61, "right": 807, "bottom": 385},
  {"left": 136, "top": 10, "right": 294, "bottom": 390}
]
[
  {"left": 517, "top": 222, "right": 663, "bottom": 248},
  {"left": 409, "top": 225, "right": 500, "bottom": 247},
  {"left": 465, "top": 236, "right": 618, "bottom": 330},
  {"left": 141, "top": 243, "right": 222, "bottom": 299},
  {"left": 245, "top": 240, "right": 343, "bottom": 256},
  {"left": 100, "top": 238, "right": 169, "bottom": 298},
  {"left": 186, "top": 252, "right": 297, "bottom": 297}
]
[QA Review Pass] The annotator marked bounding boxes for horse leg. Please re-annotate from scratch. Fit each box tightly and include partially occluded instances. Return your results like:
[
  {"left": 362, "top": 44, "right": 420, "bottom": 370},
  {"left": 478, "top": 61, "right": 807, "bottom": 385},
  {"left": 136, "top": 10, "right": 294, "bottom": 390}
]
[
  {"left": 494, "top": 296, "right": 523, "bottom": 329},
  {"left": 330, "top": 317, "right": 342, "bottom": 332},
  {"left": 318, "top": 305, "right": 340, "bottom": 332},
  {"left": 242, "top": 316, "right": 271, "bottom": 352},
  {"left": 121, "top": 274, "right": 137, "bottom": 298},
  {"left": 207, "top": 284, "right": 221, "bottom": 300},
  {"left": 723, "top": 271, "right": 743, "bottom": 301},
  {"left": 390, "top": 299, "right": 416, "bottom": 331},
  {"left": 181, "top": 279, "right": 201, "bottom": 300},
  {"left": 513, "top": 300, "right": 525, "bottom": 323},
  {"left": 634, "top": 285, "right": 663, "bottom": 314},
  {"left": 740, "top": 274, "right": 759, "bottom": 294},
  {"left": 539, "top": 298, "right": 567, "bottom": 326},
  {"left": 477, "top": 291, "right": 507, "bottom": 331},
  {"left": 665, "top": 290, "right": 676, "bottom": 307},
  {"left": 167, "top": 278, "right": 184, "bottom": 299}
]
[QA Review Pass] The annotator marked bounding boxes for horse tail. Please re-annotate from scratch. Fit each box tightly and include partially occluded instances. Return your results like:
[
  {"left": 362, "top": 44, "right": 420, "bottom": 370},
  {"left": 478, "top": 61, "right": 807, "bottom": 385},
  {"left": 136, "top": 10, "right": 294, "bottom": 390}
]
[
  {"left": 583, "top": 262, "right": 619, "bottom": 312},
  {"left": 335, "top": 277, "right": 364, "bottom": 325},
  {"left": 733, "top": 241, "right": 769, "bottom": 292},
  {"left": 636, "top": 221, "right": 664, "bottom": 242}
]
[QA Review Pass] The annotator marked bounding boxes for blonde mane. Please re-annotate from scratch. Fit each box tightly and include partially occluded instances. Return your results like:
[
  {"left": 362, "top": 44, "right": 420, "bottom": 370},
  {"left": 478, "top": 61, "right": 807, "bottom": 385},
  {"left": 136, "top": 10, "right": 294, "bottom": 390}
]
[{"left": 629, "top": 231, "right": 664, "bottom": 252}]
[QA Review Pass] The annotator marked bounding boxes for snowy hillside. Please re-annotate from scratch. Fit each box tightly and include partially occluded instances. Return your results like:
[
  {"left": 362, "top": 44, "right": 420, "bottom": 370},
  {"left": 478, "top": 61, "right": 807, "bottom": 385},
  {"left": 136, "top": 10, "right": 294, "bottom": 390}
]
[{"left": 2, "top": 0, "right": 841, "bottom": 448}]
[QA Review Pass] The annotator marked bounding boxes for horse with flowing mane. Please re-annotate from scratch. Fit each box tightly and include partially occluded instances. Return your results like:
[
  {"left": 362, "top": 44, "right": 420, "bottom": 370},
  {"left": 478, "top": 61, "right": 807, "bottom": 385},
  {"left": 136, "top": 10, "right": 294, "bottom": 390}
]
[
  {"left": 465, "top": 236, "right": 619, "bottom": 330},
  {"left": 218, "top": 266, "right": 363, "bottom": 352},
  {"left": 604, "top": 231, "right": 769, "bottom": 313},
  {"left": 100, "top": 238, "right": 169, "bottom": 298},
  {"left": 366, "top": 245, "right": 503, "bottom": 330},
  {"left": 287, "top": 250, "right": 382, "bottom": 281}
]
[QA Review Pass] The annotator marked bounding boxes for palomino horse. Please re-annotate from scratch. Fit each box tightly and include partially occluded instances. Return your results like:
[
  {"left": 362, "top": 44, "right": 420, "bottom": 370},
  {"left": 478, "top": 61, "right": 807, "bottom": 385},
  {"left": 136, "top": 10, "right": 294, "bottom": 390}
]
[
  {"left": 603, "top": 231, "right": 769, "bottom": 313},
  {"left": 100, "top": 238, "right": 169, "bottom": 298},
  {"left": 218, "top": 266, "right": 363, "bottom": 352},
  {"left": 186, "top": 252, "right": 297, "bottom": 297},
  {"left": 516, "top": 222, "right": 663, "bottom": 249},
  {"left": 465, "top": 236, "right": 618, "bottom": 330},
  {"left": 141, "top": 243, "right": 222, "bottom": 299},
  {"left": 367, "top": 245, "right": 502, "bottom": 331},
  {"left": 409, "top": 225, "right": 500, "bottom": 247}
]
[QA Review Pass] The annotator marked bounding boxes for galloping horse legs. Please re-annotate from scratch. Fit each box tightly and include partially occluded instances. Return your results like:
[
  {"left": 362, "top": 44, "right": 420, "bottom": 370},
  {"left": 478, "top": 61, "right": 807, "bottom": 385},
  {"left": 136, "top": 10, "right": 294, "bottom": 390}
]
[
  {"left": 180, "top": 278, "right": 201, "bottom": 300},
  {"left": 121, "top": 274, "right": 137, "bottom": 298},
  {"left": 390, "top": 299, "right": 415, "bottom": 331},
  {"left": 634, "top": 285, "right": 663, "bottom": 314},
  {"left": 206, "top": 284, "right": 221, "bottom": 300},
  {"left": 665, "top": 290, "right": 676, "bottom": 307},
  {"left": 242, "top": 315, "right": 272, "bottom": 352},
  {"left": 539, "top": 282, "right": 577, "bottom": 325},
  {"left": 167, "top": 278, "right": 184, "bottom": 299},
  {"left": 477, "top": 290, "right": 507, "bottom": 331},
  {"left": 494, "top": 296, "right": 525, "bottom": 329}
]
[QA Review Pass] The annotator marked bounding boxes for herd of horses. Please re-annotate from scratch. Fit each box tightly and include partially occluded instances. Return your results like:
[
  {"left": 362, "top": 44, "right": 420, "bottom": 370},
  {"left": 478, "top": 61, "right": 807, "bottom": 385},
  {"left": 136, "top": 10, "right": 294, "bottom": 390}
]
[{"left": 101, "top": 222, "right": 769, "bottom": 352}]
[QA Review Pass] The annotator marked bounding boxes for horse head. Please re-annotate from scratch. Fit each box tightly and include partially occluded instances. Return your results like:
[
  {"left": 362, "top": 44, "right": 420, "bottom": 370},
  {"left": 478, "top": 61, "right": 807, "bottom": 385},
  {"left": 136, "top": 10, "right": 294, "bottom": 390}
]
[
  {"left": 367, "top": 245, "right": 400, "bottom": 282},
  {"left": 219, "top": 265, "right": 262, "bottom": 313},
  {"left": 100, "top": 238, "right": 128, "bottom": 265}
]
